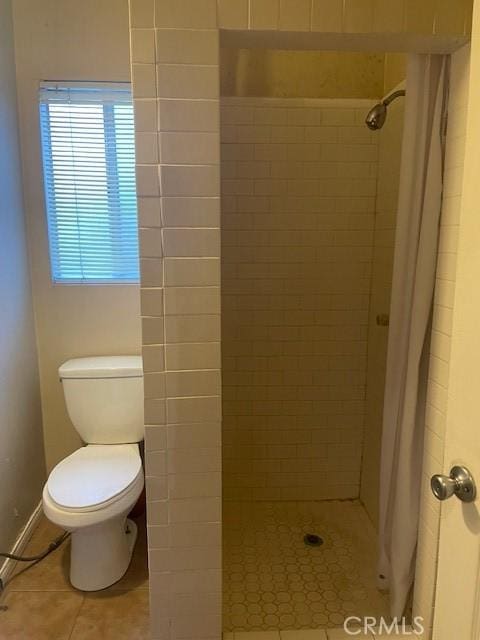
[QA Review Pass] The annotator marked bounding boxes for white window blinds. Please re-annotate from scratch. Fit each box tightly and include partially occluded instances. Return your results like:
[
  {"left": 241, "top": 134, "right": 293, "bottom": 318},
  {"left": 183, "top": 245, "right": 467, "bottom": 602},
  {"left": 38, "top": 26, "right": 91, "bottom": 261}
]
[{"left": 39, "top": 82, "right": 139, "bottom": 283}]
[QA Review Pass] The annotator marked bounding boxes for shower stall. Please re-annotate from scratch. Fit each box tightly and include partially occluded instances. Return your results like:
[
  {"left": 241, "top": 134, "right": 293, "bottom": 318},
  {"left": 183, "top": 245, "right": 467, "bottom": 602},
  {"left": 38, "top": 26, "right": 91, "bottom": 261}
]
[
  {"left": 128, "top": 0, "right": 473, "bottom": 634},
  {"left": 220, "top": 49, "right": 406, "bottom": 632}
]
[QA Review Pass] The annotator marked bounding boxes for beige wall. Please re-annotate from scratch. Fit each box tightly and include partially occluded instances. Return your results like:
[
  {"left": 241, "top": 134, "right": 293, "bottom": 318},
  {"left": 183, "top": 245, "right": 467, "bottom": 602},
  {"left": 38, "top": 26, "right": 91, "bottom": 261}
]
[
  {"left": 412, "top": 44, "right": 471, "bottom": 636},
  {"left": 361, "top": 73, "right": 406, "bottom": 525},
  {"left": 0, "top": 0, "right": 46, "bottom": 553},
  {"left": 221, "top": 49, "right": 384, "bottom": 98},
  {"left": 221, "top": 96, "right": 379, "bottom": 501},
  {"left": 13, "top": 0, "right": 141, "bottom": 471}
]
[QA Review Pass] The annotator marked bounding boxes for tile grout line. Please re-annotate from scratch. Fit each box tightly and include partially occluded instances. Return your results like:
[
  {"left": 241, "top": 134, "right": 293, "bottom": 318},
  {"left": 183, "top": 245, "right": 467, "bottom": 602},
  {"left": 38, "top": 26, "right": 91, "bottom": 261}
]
[{"left": 65, "top": 593, "right": 86, "bottom": 640}]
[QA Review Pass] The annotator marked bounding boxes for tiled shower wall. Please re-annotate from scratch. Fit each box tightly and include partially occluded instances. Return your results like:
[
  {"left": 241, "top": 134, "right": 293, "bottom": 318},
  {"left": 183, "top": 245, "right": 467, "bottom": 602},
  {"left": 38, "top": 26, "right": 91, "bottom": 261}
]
[
  {"left": 361, "top": 92, "right": 405, "bottom": 525},
  {"left": 221, "top": 97, "right": 379, "bottom": 501},
  {"left": 129, "top": 1, "right": 473, "bottom": 639}
]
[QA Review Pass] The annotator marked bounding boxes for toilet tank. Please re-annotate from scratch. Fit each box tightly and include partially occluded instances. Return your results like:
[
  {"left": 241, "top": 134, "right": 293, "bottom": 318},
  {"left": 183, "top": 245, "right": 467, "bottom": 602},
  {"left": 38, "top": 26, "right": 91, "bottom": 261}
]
[{"left": 59, "top": 356, "right": 144, "bottom": 444}]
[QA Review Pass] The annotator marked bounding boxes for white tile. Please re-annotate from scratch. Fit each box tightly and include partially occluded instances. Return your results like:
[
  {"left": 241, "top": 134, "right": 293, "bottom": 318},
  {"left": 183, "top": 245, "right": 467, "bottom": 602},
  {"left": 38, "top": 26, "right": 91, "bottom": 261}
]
[
  {"left": 130, "top": 0, "right": 154, "bottom": 27},
  {"left": 142, "top": 344, "right": 165, "bottom": 372},
  {"left": 138, "top": 197, "right": 161, "bottom": 227},
  {"left": 144, "top": 398, "right": 166, "bottom": 424},
  {"left": 168, "top": 471, "right": 221, "bottom": 499},
  {"left": 156, "top": 29, "right": 218, "bottom": 65},
  {"left": 139, "top": 228, "right": 162, "bottom": 258},
  {"left": 167, "top": 423, "right": 221, "bottom": 449},
  {"left": 164, "top": 287, "right": 220, "bottom": 315},
  {"left": 160, "top": 132, "right": 220, "bottom": 165},
  {"left": 141, "top": 288, "right": 164, "bottom": 316},
  {"left": 131, "top": 28, "right": 155, "bottom": 63},
  {"left": 166, "top": 370, "right": 221, "bottom": 398},
  {"left": 344, "top": 0, "right": 375, "bottom": 33},
  {"left": 159, "top": 99, "right": 219, "bottom": 132},
  {"left": 140, "top": 257, "right": 163, "bottom": 286},
  {"left": 162, "top": 229, "right": 220, "bottom": 258},
  {"left": 164, "top": 258, "right": 220, "bottom": 287},
  {"left": 157, "top": 64, "right": 219, "bottom": 99},
  {"left": 154, "top": 0, "right": 217, "bottom": 28},
  {"left": 136, "top": 165, "right": 160, "bottom": 196},
  {"left": 134, "top": 99, "right": 157, "bottom": 132},
  {"left": 168, "top": 496, "right": 221, "bottom": 523},
  {"left": 132, "top": 64, "right": 156, "bottom": 99},
  {"left": 250, "top": 0, "right": 279, "bottom": 29},
  {"left": 164, "top": 314, "right": 221, "bottom": 343},
  {"left": 161, "top": 165, "right": 220, "bottom": 197},
  {"left": 311, "top": 0, "right": 343, "bottom": 31},
  {"left": 165, "top": 342, "right": 221, "bottom": 370},
  {"left": 217, "top": 0, "right": 249, "bottom": 28},
  {"left": 167, "top": 396, "right": 221, "bottom": 424},
  {"left": 136, "top": 132, "right": 159, "bottom": 164},
  {"left": 279, "top": 0, "right": 311, "bottom": 30},
  {"left": 162, "top": 197, "right": 220, "bottom": 228},
  {"left": 145, "top": 425, "right": 167, "bottom": 450}
]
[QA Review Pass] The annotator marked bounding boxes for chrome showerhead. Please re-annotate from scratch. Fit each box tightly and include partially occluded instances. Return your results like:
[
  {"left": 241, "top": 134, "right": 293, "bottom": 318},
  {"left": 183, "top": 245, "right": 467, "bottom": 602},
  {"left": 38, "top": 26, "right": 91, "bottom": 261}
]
[
  {"left": 365, "top": 89, "right": 406, "bottom": 131},
  {"left": 365, "top": 103, "right": 387, "bottom": 130}
]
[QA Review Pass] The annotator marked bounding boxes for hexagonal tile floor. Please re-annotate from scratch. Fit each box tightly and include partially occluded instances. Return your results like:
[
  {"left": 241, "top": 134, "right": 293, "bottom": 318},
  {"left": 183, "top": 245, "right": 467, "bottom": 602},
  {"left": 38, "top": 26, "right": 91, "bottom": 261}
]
[{"left": 223, "top": 500, "right": 389, "bottom": 632}]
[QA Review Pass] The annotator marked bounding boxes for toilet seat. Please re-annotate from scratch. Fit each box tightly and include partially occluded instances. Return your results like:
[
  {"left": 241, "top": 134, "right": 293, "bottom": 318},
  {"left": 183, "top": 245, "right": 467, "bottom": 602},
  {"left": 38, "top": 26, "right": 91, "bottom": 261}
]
[{"left": 47, "top": 444, "right": 142, "bottom": 513}]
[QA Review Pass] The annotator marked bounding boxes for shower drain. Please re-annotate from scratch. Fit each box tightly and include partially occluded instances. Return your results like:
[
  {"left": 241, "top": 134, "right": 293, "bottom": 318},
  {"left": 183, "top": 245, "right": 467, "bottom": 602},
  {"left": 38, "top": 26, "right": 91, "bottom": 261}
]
[{"left": 303, "top": 533, "right": 324, "bottom": 547}]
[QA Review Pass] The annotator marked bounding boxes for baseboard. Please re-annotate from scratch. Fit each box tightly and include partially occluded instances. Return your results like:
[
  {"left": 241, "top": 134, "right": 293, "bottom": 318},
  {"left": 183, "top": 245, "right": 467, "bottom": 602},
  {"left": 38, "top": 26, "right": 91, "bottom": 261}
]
[{"left": 0, "top": 501, "right": 43, "bottom": 589}]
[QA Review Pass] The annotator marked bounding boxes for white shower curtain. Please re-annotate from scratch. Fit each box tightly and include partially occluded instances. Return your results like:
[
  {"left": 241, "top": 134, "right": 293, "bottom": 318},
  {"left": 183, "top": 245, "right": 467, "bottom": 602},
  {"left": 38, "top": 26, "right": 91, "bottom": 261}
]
[{"left": 378, "top": 54, "right": 449, "bottom": 618}]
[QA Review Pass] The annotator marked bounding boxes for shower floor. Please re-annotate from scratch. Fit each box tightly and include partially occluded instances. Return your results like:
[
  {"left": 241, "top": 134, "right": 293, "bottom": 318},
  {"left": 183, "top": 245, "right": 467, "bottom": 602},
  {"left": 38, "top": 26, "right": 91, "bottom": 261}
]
[{"left": 223, "top": 500, "right": 389, "bottom": 632}]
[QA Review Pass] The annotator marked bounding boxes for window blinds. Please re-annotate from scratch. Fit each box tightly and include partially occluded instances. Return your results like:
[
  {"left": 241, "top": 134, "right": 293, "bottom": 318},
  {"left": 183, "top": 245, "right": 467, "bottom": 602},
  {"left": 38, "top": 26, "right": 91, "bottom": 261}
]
[{"left": 39, "top": 82, "right": 139, "bottom": 283}]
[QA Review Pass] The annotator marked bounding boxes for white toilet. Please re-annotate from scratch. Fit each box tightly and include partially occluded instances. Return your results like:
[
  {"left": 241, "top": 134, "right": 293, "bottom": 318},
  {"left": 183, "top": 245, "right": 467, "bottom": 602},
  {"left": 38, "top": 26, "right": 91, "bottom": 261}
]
[{"left": 42, "top": 355, "right": 144, "bottom": 591}]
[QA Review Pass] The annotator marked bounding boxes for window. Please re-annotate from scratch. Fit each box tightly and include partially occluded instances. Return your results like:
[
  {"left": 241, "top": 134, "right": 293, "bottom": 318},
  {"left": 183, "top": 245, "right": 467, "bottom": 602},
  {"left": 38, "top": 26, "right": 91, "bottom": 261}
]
[{"left": 39, "top": 82, "right": 139, "bottom": 283}]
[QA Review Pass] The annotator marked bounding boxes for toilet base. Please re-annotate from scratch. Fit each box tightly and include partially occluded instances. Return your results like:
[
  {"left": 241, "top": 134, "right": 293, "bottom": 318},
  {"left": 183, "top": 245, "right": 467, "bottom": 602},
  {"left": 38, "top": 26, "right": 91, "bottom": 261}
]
[{"left": 70, "top": 517, "right": 138, "bottom": 591}]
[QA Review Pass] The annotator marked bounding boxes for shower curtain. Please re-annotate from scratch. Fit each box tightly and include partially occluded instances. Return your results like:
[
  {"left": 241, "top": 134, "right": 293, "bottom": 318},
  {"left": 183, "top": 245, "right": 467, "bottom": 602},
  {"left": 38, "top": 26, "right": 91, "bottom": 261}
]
[{"left": 378, "top": 54, "right": 449, "bottom": 619}]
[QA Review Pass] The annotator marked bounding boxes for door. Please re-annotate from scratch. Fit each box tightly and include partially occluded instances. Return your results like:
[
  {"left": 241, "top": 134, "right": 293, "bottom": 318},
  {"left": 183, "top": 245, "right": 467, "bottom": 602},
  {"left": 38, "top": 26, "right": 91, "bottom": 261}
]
[{"left": 432, "top": 3, "right": 480, "bottom": 637}]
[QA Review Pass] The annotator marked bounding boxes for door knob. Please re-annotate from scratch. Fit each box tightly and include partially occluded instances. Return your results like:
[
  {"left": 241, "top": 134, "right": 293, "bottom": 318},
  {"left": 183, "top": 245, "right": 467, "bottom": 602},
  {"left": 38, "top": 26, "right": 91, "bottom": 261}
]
[{"left": 430, "top": 466, "right": 476, "bottom": 503}]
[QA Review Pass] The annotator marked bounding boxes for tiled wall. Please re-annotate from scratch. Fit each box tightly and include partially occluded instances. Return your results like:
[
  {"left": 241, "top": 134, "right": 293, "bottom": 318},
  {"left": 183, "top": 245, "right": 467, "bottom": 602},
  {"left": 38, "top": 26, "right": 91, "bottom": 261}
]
[
  {"left": 412, "top": 44, "right": 470, "bottom": 636},
  {"left": 129, "top": 0, "right": 472, "bottom": 637},
  {"left": 221, "top": 97, "right": 378, "bottom": 501},
  {"left": 216, "top": 0, "right": 472, "bottom": 36},
  {"left": 361, "top": 88, "right": 405, "bottom": 526},
  {"left": 130, "top": 2, "right": 222, "bottom": 639}
]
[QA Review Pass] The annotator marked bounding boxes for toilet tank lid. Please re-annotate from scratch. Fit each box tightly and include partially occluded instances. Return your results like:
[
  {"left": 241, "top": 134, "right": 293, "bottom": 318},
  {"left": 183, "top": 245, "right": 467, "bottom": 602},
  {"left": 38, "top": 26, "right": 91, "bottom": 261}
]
[{"left": 59, "top": 356, "right": 143, "bottom": 379}]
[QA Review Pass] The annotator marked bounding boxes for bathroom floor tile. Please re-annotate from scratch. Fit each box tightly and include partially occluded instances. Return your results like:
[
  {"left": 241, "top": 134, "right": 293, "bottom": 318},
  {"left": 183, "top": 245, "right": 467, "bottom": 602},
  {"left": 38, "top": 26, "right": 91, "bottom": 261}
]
[
  {"left": 0, "top": 590, "right": 84, "bottom": 640},
  {"left": 223, "top": 500, "right": 389, "bottom": 632},
  {"left": 235, "top": 633, "right": 280, "bottom": 640},
  {"left": 8, "top": 532, "right": 72, "bottom": 591},
  {"left": 69, "top": 589, "right": 150, "bottom": 640},
  {"left": 281, "top": 631, "right": 328, "bottom": 640},
  {"left": 1, "top": 512, "right": 149, "bottom": 639},
  {"left": 8, "top": 514, "right": 148, "bottom": 593},
  {"left": 327, "top": 630, "right": 373, "bottom": 639}
]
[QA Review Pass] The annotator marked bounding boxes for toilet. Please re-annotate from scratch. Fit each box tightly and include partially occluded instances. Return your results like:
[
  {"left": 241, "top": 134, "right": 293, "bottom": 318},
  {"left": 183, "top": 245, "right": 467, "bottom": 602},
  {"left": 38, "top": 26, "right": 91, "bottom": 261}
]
[{"left": 42, "top": 355, "right": 144, "bottom": 591}]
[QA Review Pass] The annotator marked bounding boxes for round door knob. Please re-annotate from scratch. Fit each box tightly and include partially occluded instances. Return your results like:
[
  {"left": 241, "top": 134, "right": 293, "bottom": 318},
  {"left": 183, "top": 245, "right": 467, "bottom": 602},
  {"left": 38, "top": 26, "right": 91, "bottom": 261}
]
[
  {"left": 431, "top": 474, "right": 456, "bottom": 500},
  {"left": 430, "top": 466, "right": 476, "bottom": 503}
]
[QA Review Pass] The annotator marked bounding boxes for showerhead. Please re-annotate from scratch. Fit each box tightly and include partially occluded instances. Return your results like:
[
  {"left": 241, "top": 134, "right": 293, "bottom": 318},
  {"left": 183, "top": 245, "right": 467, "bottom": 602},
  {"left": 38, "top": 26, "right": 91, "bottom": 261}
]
[
  {"left": 365, "top": 89, "right": 406, "bottom": 131},
  {"left": 365, "top": 103, "right": 387, "bottom": 130}
]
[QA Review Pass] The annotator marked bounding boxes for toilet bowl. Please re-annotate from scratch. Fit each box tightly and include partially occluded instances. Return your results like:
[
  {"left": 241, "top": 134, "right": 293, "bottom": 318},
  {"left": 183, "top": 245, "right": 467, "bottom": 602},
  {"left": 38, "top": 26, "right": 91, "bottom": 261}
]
[{"left": 42, "top": 356, "right": 144, "bottom": 591}]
